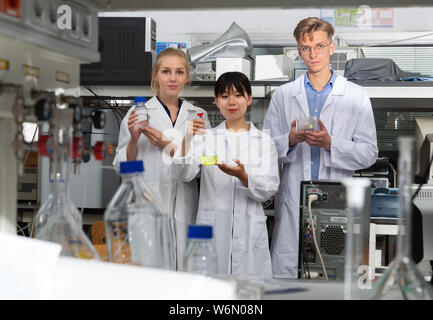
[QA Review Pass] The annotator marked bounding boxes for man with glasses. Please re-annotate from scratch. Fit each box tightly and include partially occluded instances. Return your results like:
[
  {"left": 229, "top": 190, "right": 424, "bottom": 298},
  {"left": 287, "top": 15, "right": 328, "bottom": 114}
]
[{"left": 263, "top": 17, "right": 378, "bottom": 279}]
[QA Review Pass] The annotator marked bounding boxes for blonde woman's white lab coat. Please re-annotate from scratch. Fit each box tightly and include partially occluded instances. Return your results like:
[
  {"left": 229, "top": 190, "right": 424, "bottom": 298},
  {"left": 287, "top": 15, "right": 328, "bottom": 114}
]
[
  {"left": 113, "top": 96, "right": 210, "bottom": 270},
  {"left": 263, "top": 74, "right": 378, "bottom": 278},
  {"left": 174, "top": 121, "right": 280, "bottom": 278}
]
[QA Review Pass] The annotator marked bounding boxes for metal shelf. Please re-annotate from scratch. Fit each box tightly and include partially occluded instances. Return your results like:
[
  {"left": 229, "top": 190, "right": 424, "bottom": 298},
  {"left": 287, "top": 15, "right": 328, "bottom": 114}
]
[{"left": 79, "top": 81, "right": 433, "bottom": 100}]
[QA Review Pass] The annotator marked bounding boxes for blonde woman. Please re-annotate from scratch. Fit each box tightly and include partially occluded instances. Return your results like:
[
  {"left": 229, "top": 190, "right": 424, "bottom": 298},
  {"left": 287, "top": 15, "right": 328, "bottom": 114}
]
[{"left": 113, "top": 48, "right": 210, "bottom": 270}]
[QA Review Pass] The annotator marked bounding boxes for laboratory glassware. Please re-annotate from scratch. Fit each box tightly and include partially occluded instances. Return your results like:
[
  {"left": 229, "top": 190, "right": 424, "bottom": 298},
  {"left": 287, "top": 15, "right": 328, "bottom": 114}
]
[
  {"left": 342, "top": 177, "right": 372, "bottom": 300},
  {"left": 104, "top": 160, "right": 172, "bottom": 269},
  {"left": 184, "top": 225, "right": 217, "bottom": 276},
  {"left": 370, "top": 136, "right": 433, "bottom": 300}
]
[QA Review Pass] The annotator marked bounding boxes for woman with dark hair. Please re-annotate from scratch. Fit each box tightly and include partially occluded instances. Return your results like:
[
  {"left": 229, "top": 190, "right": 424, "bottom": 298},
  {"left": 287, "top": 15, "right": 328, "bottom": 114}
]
[{"left": 175, "top": 72, "right": 280, "bottom": 278}]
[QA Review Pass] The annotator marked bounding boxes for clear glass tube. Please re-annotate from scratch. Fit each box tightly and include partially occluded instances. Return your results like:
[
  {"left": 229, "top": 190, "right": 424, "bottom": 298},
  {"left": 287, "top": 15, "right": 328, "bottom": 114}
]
[
  {"left": 370, "top": 136, "right": 433, "bottom": 300},
  {"left": 342, "top": 177, "right": 372, "bottom": 300}
]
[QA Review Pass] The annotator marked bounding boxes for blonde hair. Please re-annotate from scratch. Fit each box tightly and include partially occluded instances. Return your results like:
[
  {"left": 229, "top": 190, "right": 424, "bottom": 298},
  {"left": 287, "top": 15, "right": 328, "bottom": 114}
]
[
  {"left": 293, "top": 17, "right": 334, "bottom": 43},
  {"left": 150, "top": 48, "right": 192, "bottom": 94}
]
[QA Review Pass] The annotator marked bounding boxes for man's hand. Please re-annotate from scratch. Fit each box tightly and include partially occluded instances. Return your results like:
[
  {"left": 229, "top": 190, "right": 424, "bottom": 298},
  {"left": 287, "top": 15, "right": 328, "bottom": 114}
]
[
  {"left": 303, "top": 119, "right": 331, "bottom": 150},
  {"left": 289, "top": 120, "right": 306, "bottom": 147},
  {"left": 217, "top": 159, "right": 248, "bottom": 187}
]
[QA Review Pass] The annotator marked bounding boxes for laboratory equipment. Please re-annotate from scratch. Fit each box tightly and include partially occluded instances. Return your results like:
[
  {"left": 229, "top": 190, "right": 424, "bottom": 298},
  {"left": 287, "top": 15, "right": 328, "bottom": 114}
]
[
  {"left": 342, "top": 177, "right": 372, "bottom": 300},
  {"left": 35, "top": 110, "right": 99, "bottom": 260},
  {"left": 184, "top": 225, "right": 217, "bottom": 276},
  {"left": 195, "top": 112, "right": 218, "bottom": 166},
  {"left": 370, "top": 136, "right": 433, "bottom": 300},
  {"left": 34, "top": 180, "right": 83, "bottom": 237},
  {"left": 298, "top": 181, "right": 347, "bottom": 280},
  {"left": 296, "top": 117, "right": 319, "bottom": 132},
  {"left": 254, "top": 55, "right": 291, "bottom": 81},
  {"left": 134, "top": 97, "right": 149, "bottom": 128},
  {"left": 216, "top": 58, "right": 252, "bottom": 80},
  {"left": 187, "top": 22, "right": 252, "bottom": 66},
  {"left": 0, "top": 0, "right": 99, "bottom": 234},
  {"left": 41, "top": 108, "right": 121, "bottom": 210},
  {"left": 371, "top": 188, "right": 399, "bottom": 218},
  {"left": 414, "top": 117, "right": 433, "bottom": 184},
  {"left": 81, "top": 16, "right": 156, "bottom": 86},
  {"left": 104, "top": 160, "right": 172, "bottom": 269}
]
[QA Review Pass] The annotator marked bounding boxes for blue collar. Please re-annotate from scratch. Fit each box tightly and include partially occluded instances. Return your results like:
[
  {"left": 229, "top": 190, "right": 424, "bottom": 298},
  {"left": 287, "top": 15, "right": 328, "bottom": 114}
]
[{"left": 304, "top": 70, "right": 336, "bottom": 90}]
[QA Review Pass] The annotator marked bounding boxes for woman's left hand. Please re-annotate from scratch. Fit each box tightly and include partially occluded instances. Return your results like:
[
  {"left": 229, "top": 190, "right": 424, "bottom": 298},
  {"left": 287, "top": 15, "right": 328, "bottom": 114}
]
[
  {"left": 142, "top": 126, "right": 171, "bottom": 150},
  {"left": 217, "top": 159, "right": 248, "bottom": 187}
]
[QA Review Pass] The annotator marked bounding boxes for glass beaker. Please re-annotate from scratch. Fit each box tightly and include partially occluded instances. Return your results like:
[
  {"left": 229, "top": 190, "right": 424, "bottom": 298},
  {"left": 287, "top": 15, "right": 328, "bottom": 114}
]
[
  {"left": 370, "top": 136, "right": 433, "bottom": 300},
  {"left": 296, "top": 116, "right": 319, "bottom": 131},
  {"left": 342, "top": 177, "right": 372, "bottom": 300}
]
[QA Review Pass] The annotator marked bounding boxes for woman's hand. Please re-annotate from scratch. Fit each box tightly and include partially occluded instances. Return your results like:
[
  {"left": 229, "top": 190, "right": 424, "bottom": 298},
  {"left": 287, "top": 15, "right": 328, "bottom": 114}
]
[
  {"left": 127, "top": 110, "right": 142, "bottom": 143},
  {"left": 186, "top": 119, "right": 207, "bottom": 139},
  {"left": 142, "top": 126, "right": 172, "bottom": 150},
  {"left": 217, "top": 159, "right": 248, "bottom": 187}
]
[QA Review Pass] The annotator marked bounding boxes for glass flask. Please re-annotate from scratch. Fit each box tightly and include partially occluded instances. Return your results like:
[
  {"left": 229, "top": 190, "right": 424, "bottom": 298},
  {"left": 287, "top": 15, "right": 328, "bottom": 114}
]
[
  {"left": 104, "top": 160, "right": 172, "bottom": 269},
  {"left": 370, "top": 136, "right": 433, "bottom": 300},
  {"left": 342, "top": 177, "right": 372, "bottom": 300},
  {"left": 183, "top": 225, "right": 217, "bottom": 276},
  {"left": 35, "top": 120, "right": 99, "bottom": 260},
  {"left": 34, "top": 180, "right": 82, "bottom": 237},
  {"left": 195, "top": 113, "right": 217, "bottom": 166}
]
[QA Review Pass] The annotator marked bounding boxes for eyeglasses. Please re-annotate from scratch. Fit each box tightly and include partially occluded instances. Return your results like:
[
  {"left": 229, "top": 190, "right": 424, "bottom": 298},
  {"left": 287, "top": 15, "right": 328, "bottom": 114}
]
[{"left": 299, "top": 42, "right": 332, "bottom": 55}]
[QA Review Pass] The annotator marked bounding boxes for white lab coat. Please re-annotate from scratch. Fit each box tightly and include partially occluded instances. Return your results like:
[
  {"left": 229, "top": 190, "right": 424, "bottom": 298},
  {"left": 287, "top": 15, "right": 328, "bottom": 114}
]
[
  {"left": 263, "top": 74, "right": 378, "bottom": 278},
  {"left": 174, "top": 121, "right": 280, "bottom": 278},
  {"left": 113, "top": 96, "right": 211, "bottom": 269}
]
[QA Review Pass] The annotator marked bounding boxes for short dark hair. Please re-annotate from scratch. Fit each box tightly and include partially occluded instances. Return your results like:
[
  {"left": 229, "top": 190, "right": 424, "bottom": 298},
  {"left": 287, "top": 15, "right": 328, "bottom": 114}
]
[{"left": 214, "top": 72, "right": 252, "bottom": 98}]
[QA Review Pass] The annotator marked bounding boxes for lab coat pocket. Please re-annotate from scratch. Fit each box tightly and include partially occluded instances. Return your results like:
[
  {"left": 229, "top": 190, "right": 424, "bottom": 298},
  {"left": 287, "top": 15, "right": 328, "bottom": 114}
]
[{"left": 251, "top": 215, "right": 269, "bottom": 249}]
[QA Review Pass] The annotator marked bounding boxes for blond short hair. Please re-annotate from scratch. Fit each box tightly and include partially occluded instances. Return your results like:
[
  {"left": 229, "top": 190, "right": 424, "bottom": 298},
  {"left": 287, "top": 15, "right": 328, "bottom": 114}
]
[
  {"left": 150, "top": 48, "right": 192, "bottom": 94},
  {"left": 293, "top": 17, "right": 334, "bottom": 43}
]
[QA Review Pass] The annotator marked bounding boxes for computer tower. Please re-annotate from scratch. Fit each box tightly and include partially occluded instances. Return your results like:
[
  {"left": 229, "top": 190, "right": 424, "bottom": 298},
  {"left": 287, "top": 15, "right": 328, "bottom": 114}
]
[{"left": 298, "top": 181, "right": 348, "bottom": 280}]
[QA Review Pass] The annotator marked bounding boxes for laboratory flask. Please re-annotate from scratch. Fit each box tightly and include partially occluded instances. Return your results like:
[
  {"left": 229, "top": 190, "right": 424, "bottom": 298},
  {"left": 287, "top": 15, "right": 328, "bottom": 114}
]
[
  {"left": 184, "top": 225, "right": 217, "bottom": 276},
  {"left": 370, "top": 136, "right": 433, "bottom": 300},
  {"left": 195, "top": 113, "right": 217, "bottom": 166},
  {"left": 342, "top": 177, "right": 372, "bottom": 300},
  {"left": 35, "top": 123, "right": 99, "bottom": 260},
  {"left": 133, "top": 97, "right": 148, "bottom": 129},
  {"left": 34, "top": 180, "right": 82, "bottom": 237},
  {"left": 104, "top": 160, "right": 172, "bottom": 269}
]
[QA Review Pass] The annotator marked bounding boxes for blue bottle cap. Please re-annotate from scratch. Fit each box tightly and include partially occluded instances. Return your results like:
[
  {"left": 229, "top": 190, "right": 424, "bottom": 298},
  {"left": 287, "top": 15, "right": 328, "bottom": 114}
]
[
  {"left": 188, "top": 225, "right": 213, "bottom": 239},
  {"left": 119, "top": 160, "right": 144, "bottom": 174},
  {"left": 134, "top": 97, "right": 146, "bottom": 103}
]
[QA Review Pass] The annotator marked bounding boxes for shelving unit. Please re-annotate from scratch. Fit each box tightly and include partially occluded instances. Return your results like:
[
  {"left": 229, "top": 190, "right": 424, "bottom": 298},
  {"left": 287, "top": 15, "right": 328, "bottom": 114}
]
[{"left": 80, "top": 80, "right": 433, "bottom": 102}]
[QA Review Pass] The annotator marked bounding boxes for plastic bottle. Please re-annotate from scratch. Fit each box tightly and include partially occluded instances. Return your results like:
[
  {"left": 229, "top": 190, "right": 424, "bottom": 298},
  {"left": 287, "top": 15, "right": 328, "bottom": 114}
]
[
  {"left": 133, "top": 97, "right": 148, "bottom": 129},
  {"left": 104, "top": 160, "right": 172, "bottom": 268},
  {"left": 183, "top": 225, "right": 217, "bottom": 275}
]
